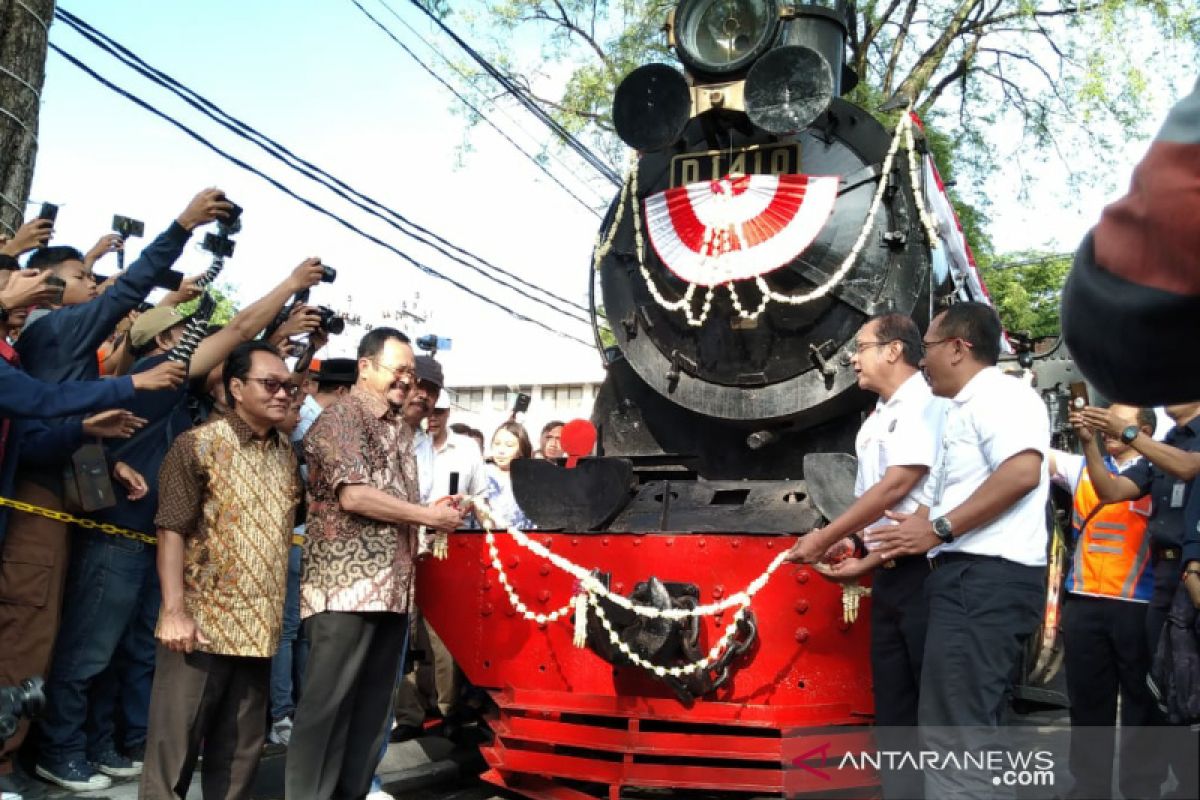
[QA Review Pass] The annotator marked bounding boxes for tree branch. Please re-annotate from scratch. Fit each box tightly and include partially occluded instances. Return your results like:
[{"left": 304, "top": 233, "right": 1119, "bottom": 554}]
[
  {"left": 882, "top": 0, "right": 920, "bottom": 95},
  {"left": 919, "top": 34, "right": 982, "bottom": 114},
  {"left": 856, "top": 0, "right": 904, "bottom": 79},
  {"left": 894, "top": 0, "right": 985, "bottom": 104}
]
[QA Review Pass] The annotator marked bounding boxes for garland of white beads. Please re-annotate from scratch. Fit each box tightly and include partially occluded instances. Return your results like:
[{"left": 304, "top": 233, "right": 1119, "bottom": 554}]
[
  {"left": 610, "top": 105, "right": 923, "bottom": 324},
  {"left": 588, "top": 590, "right": 752, "bottom": 678},
  {"left": 902, "top": 113, "right": 941, "bottom": 251},
  {"left": 484, "top": 528, "right": 575, "bottom": 625}
]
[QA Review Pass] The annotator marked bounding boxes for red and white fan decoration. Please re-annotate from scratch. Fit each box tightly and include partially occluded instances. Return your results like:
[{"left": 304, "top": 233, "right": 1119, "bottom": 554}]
[{"left": 642, "top": 173, "right": 840, "bottom": 287}]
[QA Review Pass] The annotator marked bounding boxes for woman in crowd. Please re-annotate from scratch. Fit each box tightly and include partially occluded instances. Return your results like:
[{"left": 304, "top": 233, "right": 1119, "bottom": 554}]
[{"left": 482, "top": 421, "right": 534, "bottom": 528}]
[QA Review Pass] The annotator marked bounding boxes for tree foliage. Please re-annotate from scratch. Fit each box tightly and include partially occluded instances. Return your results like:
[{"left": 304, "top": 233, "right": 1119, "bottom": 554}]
[
  {"left": 177, "top": 282, "right": 239, "bottom": 327},
  {"left": 978, "top": 251, "right": 1072, "bottom": 338}
]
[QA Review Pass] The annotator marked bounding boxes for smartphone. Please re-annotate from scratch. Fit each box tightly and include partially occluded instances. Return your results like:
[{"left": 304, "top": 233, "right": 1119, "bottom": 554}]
[
  {"left": 44, "top": 275, "right": 66, "bottom": 305},
  {"left": 38, "top": 202, "right": 58, "bottom": 223},
  {"left": 112, "top": 214, "right": 144, "bottom": 239},
  {"left": 1068, "top": 381, "right": 1090, "bottom": 411},
  {"left": 513, "top": 392, "right": 531, "bottom": 415}
]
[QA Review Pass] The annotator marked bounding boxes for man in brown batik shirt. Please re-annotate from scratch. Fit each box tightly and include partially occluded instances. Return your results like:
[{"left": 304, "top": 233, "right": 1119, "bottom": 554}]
[
  {"left": 141, "top": 342, "right": 300, "bottom": 800},
  {"left": 285, "top": 328, "right": 464, "bottom": 800}
]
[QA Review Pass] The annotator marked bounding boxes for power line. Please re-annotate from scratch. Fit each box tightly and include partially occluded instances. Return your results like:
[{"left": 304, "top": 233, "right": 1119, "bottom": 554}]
[
  {"left": 368, "top": 0, "right": 610, "bottom": 207},
  {"left": 347, "top": 0, "right": 603, "bottom": 220},
  {"left": 398, "top": 0, "right": 623, "bottom": 187},
  {"left": 54, "top": 8, "right": 594, "bottom": 325},
  {"left": 47, "top": 42, "right": 596, "bottom": 349}
]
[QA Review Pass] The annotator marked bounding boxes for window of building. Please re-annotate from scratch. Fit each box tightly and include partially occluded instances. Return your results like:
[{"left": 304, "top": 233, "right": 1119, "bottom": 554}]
[{"left": 456, "top": 387, "right": 485, "bottom": 412}]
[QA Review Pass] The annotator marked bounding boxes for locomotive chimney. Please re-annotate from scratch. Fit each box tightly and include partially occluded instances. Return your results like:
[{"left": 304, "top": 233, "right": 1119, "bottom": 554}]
[{"left": 781, "top": 1, "right": 854, "bottom": 96}]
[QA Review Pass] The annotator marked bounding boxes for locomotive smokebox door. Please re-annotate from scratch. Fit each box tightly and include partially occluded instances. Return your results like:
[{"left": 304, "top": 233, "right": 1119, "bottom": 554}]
[{"left": 613, "top": 64, "right": 693, "bottom": 152}]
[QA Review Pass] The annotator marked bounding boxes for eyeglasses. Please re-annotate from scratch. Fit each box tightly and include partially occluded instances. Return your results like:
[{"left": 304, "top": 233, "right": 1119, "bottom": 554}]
[
  {"left": 921, "top": 337, "right": 973, "bottom": 353},
  {"left": 246, "top": 377, "right": 300, "bottom": 397},
  {"left": 370, "top": 359, "right": 415, "bottom": 379},
  {"left": 850, "top": 340, "right": 897, "bottom": 354}
]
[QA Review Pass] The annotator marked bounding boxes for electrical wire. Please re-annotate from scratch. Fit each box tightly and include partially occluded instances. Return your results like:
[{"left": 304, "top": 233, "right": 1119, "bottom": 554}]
[
  {"left": 368, "top": 0, "right": 611, "bottom": 208},
  {"left": 399, "top": 0, "right": 622, "bottom": 187},
  {"left": 47, "top": 42, "right": 596, "bottom": 349},
  {"left": 54, "top": 8, "right": 595, "bottom": 325}
]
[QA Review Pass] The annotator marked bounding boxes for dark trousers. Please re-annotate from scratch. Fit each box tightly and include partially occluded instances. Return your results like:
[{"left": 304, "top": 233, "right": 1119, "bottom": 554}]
[
  {"left": 285, "top": 610, "right": 408, "bottom": 800},
  {"left": 139, "top": 645, "right": 270, "bottom": 800},
  {"left": 871, "top": 556, "right": 928, "bottom": 799},
  {"left": 1062, "top": 593, "right": 1159, "bottom": 800},
  {"left": 919, "top": 555, "right": 1045, "bottom": 799},
  {"left": 1145, "top": 557, "right": 1199, "bottom": 798},
  {"left": 38, "top": 531, "right": 159, "bottom": 765}
]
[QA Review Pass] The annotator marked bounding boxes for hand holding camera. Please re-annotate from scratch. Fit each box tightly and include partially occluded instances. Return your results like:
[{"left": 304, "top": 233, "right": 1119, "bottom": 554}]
[
  {"left": 0, "top": 269, "right": 60, "bottom": 310},
  {"left": 287, "top": 258, "right": 328, "bottom": 294},
  {"left": 177, "top": 187, "right": 235, "bottom": 232},
  {"left": 81, "top": 409, "right": 148, "bottom": 440},
  {"left": 270, "top": 304, "right": 323, "bottom": 346},
  {"left": 0, "top": 218, "right": 54, "bottom": 257},
  {"left": 131, "top": 359, "right": 188, "bottom": 392}
]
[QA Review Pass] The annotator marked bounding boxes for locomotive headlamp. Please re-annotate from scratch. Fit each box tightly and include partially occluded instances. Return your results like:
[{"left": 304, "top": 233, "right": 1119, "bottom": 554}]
[{"left": 675, "top": 0, "right": 779, "bottom": 77}]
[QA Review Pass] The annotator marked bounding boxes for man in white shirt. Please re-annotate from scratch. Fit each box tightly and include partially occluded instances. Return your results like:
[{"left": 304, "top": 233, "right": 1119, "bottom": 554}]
[
  {"left": 395, "top": 358, "right": 487, "bottom": 741},
  {"left": 786, "top": 313, "right": 946, "bottom": 799},
  {"left": 868, "top": 302, "right": 1049, "bottom": 799}
]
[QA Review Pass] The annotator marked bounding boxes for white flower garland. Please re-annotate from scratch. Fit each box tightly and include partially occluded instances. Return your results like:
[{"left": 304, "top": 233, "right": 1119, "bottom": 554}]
[
  {"left": 592, "top": 106, "right": 936, "bottom": 329},
  {"left": 457, "top": 497, "right": 793, "bottom": 679}
]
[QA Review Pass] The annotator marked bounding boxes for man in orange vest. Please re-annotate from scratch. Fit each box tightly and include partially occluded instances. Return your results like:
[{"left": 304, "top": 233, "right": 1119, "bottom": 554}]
[{"left": 1050, "top": 404, "right": 1158, "bottom": 800}]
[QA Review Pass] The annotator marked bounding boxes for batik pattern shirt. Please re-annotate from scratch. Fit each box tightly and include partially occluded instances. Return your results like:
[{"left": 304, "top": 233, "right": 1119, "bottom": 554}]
[
  {"left": 155, "top": 412, "right": 299, "bottom": 657},
  {"left": 300, "top": 385, "right": 419, "bottom": 618}
]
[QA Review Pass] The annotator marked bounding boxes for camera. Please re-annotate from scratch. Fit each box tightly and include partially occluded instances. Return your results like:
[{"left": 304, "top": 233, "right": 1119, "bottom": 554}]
[
  {"left": 416, "top": 334, "right": 452, "bottom": 356},
  {"left": 202, "top": 197, "right": 242, "bottom": 259},
  {"left": 315, "top": 306, "right": 345, "bottom": 335},
  {"left": 512, "top": 392, "right": 531, "bottom": 415},
  {"left": 112, "top": 214, "right": 144, "bottom": 239},
  {"left": 0, "top": 677, "right": 45, "bottom": 742},
  {"left": 38, "top": 202, "right": 58, "bottom": 223},
  {"left": 319, "top": 264, "right": 336, "bottom": 283}
]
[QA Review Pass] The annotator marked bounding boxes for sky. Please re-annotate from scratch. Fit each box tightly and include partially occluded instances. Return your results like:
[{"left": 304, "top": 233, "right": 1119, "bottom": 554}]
[{"left": 22, "top": 0, "right": 1196, "bottom": 389}]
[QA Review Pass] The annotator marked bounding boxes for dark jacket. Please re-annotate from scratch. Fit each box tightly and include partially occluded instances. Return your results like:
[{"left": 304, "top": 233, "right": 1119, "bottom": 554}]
[
  {"left": 16, "top": 221, "right": 191, "bottom": 383},
  {"left": 0, "top": 357, "right": 138, "bottom": 544}
]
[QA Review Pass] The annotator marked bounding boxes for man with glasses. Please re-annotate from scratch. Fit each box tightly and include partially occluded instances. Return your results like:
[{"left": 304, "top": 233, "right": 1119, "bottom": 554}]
[
  {"left": 868, "top": 302, "right": 1049, "bottom": 799},
  {"left": 140, "top": 341, "right": 302, "bottom": 799},
  {"left": 35, "top": 260, "right": 325, "bottom": 791},
  {"left": 286, "top": 328, "right": 465, "bottom": 800},
  {"left": 786, "top": 312, "right": 945, "bottom": 799}
]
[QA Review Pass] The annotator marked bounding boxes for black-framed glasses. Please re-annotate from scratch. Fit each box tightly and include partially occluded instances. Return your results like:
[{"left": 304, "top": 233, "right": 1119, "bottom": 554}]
[
  {"left": 921, "top": 337, "right": 972, "bottom": 353},
  {"left": 850, "top": 339, "right": 898, "bottom": 354},
  {"left": 247, "top": 377, "right": 300, "bottom": 397}
]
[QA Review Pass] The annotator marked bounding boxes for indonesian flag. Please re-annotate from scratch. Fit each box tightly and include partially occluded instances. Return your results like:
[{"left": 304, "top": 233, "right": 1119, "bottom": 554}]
[{"left": 643, "top": 173, "right": 839, "bottom": 287}]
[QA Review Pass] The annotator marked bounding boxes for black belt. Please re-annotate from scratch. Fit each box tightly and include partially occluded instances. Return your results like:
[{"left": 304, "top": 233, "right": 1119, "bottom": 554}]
[
  {"left": 928, "top": 551, "right": 1006, "bottom": 571},
  {"left": 1152, "top": 545, "right": 1181, "bottom": 561},
  {"left": 881, "top": 554, "right": 926, "bottom": 570}
]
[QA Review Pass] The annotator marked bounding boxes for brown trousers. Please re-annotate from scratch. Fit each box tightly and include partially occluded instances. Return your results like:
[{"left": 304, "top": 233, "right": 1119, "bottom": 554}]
[
  {"left": 0, "top": 480, "right": 71, "bottom": 772},
  {"left": 139, "top": 645, "right": 270, "bottom": 800},
  {"left": 394, "top": 611, "right": 461, "bottom": 726}
]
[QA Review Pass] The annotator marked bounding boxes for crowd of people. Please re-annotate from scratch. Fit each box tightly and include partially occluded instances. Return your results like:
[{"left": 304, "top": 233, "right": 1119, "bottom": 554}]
[{"left": 0, "top": 190, "right": 560, "bottom": 800}]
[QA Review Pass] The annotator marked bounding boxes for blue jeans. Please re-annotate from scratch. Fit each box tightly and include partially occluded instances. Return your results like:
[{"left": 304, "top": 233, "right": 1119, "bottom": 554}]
[
  {"left": 39, "top": 531, "right": 159, "bottom": 764},
  {"left": 269, "top": 543, "right": 305, "bottom": 721}
]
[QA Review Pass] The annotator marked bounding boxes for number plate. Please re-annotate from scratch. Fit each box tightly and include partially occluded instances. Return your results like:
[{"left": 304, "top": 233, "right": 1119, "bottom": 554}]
[{"left": 669, "top": 142, "right": 802, "bottom": 188}]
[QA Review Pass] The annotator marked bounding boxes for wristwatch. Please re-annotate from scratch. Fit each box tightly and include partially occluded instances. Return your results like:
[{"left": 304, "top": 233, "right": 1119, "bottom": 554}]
[
  {"left": 932, "top": 516, "right": 954, "bottom": 544},
  {"left": 1120, "top": 424, "right": 1140, "bottom": 445}
]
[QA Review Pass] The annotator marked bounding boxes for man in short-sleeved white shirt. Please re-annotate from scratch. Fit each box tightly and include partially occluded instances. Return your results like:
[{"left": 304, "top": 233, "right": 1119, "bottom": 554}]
[
  {"left": 867, "top": 303, "right": 1049, "bottom": 800},
  {"left": 787, "top": 313, "right": 946, "bottom": 799}
]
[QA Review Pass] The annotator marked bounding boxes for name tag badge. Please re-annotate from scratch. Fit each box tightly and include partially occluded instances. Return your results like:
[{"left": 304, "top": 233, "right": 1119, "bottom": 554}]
[{"left": 1171, "top": 481, "right": 1186, "bottom": 509}]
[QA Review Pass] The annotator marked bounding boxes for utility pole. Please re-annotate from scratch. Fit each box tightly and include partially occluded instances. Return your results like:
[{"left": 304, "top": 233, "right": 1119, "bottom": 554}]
[{"left": 0, "top": 0, "right": 55, "bottom": 236}]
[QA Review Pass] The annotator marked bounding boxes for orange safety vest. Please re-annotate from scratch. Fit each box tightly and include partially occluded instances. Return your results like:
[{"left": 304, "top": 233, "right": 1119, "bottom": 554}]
[{"left": 1067, "top": 460, "right": 1154, "bottom": 601}]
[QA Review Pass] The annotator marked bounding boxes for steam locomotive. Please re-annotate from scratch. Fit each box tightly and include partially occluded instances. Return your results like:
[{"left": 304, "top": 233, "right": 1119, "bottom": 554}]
[{"left": 419, "top": 1, "right": 1065, "bottom": 796}]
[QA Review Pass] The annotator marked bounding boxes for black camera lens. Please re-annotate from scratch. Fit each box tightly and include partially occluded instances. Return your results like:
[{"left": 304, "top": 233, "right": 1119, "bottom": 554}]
[
  {"left": 320, "top": 264, "right": 337, "bottom": 283},
  {"left": 317, "top": 306, "right": 345, "bottom": 335}
]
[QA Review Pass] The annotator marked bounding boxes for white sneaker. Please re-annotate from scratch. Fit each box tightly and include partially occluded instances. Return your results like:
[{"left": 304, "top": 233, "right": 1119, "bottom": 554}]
[
  {"left": 35, "top": 761, "right": 112, "bottom": 792},
  {"left": 268, "top": 716, "right": 294, "bottom": 746},
  {"left": 365, "top": 792, "right": 394, "bottom": 800}
]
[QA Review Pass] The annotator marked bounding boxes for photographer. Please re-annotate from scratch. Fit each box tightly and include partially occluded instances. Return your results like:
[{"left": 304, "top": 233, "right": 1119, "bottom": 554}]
[{"left": 33, "top": 259, "right": 326, "bottom": 791}]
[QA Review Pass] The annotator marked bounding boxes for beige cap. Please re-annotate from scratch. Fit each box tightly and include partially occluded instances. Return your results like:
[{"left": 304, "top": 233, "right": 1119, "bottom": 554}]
[{"left": 129, "top": 306, "right": 185, "bottom": 349}]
